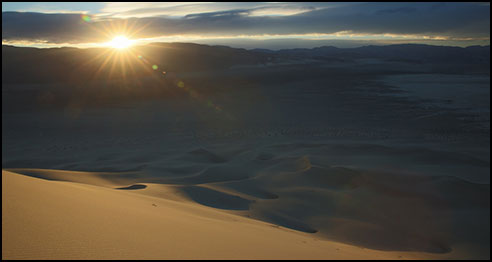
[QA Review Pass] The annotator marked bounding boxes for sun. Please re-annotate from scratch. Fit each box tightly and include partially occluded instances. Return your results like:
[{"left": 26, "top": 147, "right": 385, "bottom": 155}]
[{"left": 108, "top": 35, "right": 134, "bottom": 49}]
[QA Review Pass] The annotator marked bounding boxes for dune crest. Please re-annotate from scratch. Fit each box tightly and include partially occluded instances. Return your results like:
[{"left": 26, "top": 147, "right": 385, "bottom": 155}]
[{"left": 4, "top": 169, "right": 466, "bottom": 260}]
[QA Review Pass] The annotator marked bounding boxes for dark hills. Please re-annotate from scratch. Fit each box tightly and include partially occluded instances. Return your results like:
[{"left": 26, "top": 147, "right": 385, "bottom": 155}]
[
  {"left": 2, "top": 43, "right": 490, "bottom": 85},
  {"left": 2, "top": 43, "right": 272, "bottom": 85},
  {"left": 257, "top": 44, "right": 490, "bottom": 64}
]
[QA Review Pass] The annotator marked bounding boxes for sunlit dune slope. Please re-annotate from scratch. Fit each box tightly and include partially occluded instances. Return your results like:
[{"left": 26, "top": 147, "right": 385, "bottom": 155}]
[{"left": 2, "top": 169, "right": 469, "bottom": 260}]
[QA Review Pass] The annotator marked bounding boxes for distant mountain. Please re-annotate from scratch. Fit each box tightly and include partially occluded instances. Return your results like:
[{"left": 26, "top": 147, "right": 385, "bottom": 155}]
[
  {"left": 2, "top": 43, "right": 274, "bottom": 85},
  {"left": 253, "top": 44, "right": 490, "bottom": 64},
  {"left": 2, "top": 43, "right": 490, "bottom": 86}
]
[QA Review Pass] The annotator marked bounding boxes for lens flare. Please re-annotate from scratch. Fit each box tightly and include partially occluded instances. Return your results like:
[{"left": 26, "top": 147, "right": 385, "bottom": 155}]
[{"left": 81, "top": 15, "right": 91, "bottom": 22}]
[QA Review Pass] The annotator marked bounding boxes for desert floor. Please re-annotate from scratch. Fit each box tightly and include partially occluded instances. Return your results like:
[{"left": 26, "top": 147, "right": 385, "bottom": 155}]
[{"left": 3, "top": 62, "right": 490, "bottom": 259}]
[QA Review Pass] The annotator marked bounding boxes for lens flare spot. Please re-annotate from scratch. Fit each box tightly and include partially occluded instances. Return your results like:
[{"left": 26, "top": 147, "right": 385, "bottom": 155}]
[
  {"left": 138, "top": 55, "right": 142, "bottom": 59},
  {"left": 81, "top": 15, "right": 91, "bottom": 22},
  {"left": 152, "top": 65, "right": 158, "bottom": 70}
]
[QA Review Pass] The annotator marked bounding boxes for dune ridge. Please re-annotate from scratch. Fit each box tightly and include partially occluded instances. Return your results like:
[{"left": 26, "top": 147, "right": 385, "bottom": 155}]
[
  {"left": 3, "top": 140, "right": 489, "bottom": 259},
  {"left": 3, "top": 169, "right": 483, "bottom": 260}
]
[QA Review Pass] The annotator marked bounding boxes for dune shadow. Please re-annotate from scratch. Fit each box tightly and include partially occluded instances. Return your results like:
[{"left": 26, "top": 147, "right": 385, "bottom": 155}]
[
  {"left": 115, "top": 184, "right": 147, "bottom": 190},
  {"left": 163, "top": 165, "right": 251, "bottom": 185},
  {"left": 180, "top": 186, "right": 252, "bottom": 210}
]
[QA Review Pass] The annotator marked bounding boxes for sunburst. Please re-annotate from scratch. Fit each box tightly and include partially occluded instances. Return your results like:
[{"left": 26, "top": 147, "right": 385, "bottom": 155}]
[
  {"left": 107, "top": 35, "right": 134, "bottom": 49},
  {"left": 74, "top": 16, "right": 169, "bottom": 87}
]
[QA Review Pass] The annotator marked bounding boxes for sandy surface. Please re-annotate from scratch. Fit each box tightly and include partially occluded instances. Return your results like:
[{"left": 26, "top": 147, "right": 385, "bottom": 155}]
[
  {"left": 2, "top": 61, "right": 490, "bottom": 259},
  {"left": 2, "top": 169, "right": 478, "bottom": 260}
]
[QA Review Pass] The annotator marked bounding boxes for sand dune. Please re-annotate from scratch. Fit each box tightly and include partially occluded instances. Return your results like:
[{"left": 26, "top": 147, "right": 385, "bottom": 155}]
[
  {"left": 4, "top": 141, "right": 489, "bottom": 257},
  {"left": 2, "top": 165, "right": 488, "bottom": 259},
  {"left": 3, "top": 169, "right": 480, "bottom": 260}
]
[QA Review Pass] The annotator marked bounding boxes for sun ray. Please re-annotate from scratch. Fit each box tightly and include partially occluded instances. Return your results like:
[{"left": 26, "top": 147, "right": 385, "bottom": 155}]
[
  {"left": 118, "top": 51, "right": 127, "bottom": 80},
  {"left": 93, "top": 50, "right": 118, "bottom": 80},
  {"left": 76, "top": 48, "right": 113, "bottom": 77},
  {"left": 108, "top": 50, "right": 121, "bottom": 80},
  {"left": 123, "top": 49, "right": 139, "bottom": 78},
  {"left": 126, "top": 19, "right": 153, "bottom": 40}
]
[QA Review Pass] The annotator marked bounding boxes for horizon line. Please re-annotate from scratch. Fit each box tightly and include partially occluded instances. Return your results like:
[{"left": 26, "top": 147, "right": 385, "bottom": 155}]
[{"left": 2, "top": 41, "right": 491, "bottom": 51}]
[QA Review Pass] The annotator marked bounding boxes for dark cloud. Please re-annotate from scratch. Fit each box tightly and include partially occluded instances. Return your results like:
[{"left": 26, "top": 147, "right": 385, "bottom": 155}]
[
  {"left": 2, "top": 12, "right": 99, "bottom": 43},
  {"left": 184, "top": 9, "right": 251, "bottom": 19},
  {"left": 2, "top": 2, "right": 490, "bottom": 44},
  {"left": 375, "top": 7, "right": 417, "bottom": 15}
]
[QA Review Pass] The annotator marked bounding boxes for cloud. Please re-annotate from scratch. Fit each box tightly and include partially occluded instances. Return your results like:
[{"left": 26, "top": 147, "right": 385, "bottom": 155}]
[
  {"left": 98, "top": 2, "right": 332, "bottom": 18},
  {"left": 2, "top": 2, "right": 489, "bottom": 45},
  {"left": 184, "top": 9, "right": 252, "bottom": 19},
  {"left": 2, "top": 12, "right": 98, "bottom": 44}
]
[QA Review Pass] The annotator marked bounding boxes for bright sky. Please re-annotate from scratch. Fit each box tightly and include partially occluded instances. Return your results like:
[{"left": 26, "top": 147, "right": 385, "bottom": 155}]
[{"left": 2, "top": 2, "right": 490, "bottom": 49}]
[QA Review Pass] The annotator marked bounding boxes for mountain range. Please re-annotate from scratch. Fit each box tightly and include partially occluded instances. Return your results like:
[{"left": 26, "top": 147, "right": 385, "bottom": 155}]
[{"left": 3, "top": 43, "right": 490, "bottom": 85}]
